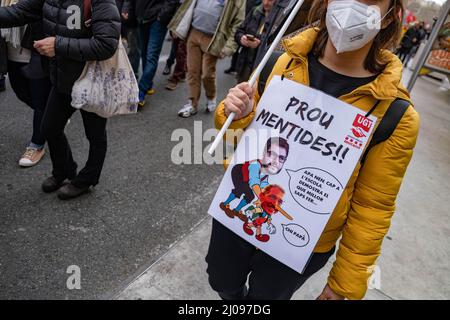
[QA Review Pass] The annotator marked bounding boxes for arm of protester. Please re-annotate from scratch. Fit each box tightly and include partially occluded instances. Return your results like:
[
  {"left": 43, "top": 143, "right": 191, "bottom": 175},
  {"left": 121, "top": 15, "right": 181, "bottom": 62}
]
[
  {"left": 55, "top": 0, "right": 120, "bottom": 62},
  {"left": 0, "top": 0, "right": 44, "bottom": 28},
  {"left": 326, "top": 106, "right": 420, "bottom": 300},
  {"left": 214, "top": 80, "right": 260, "bottom": 142}
]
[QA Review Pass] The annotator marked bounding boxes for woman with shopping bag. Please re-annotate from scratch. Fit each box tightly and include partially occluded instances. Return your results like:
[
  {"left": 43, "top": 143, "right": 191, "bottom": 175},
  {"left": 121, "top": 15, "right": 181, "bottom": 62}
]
[{"left": 0, "top": 0, "right": 125, "bottom": 199}]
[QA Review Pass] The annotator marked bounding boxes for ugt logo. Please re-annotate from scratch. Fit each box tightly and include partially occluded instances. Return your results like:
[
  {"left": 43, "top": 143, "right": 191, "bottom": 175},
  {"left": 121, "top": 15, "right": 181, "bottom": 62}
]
[{"left": 351, "top": 114, "right": 373, "bottom": 138}]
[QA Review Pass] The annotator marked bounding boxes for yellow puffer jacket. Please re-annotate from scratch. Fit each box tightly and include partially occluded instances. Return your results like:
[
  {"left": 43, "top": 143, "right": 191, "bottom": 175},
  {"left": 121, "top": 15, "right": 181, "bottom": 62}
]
[{"left": 214, "top": 28, "right": 420, "bottom": 300}]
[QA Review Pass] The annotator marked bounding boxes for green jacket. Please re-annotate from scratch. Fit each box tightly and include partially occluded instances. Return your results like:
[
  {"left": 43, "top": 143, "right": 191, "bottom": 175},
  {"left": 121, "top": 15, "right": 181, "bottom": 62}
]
[{"left": 168, "top": 0, "right": 245, "bottom": 57}]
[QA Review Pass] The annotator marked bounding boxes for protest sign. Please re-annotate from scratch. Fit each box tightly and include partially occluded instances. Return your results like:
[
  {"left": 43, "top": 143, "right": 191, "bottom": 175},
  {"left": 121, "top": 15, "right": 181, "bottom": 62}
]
[{"left": 208, "top": 76, "right": 377, "bottom": 273}]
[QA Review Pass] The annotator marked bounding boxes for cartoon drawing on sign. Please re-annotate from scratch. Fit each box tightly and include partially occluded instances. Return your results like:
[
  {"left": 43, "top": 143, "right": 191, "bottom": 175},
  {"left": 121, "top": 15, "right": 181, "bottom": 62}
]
[
  {"left": 242, "top": 184, "right": 292, "bottom": 242},
  {"left": 219, "top": 137, "right": 290, "bottom": 222}
]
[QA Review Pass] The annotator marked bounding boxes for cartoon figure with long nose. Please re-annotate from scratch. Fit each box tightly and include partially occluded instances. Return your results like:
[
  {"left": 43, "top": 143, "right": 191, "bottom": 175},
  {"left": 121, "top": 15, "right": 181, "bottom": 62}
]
[{"left": 242, "top": 184, "right": 292, "bottom": 242}]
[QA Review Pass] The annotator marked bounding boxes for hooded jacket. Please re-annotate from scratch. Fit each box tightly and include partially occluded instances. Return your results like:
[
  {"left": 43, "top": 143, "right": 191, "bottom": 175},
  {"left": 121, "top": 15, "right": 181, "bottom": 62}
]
[
  {"left": 0, "top": 0, "right": 121, "bottom": 94},
  {"left": 214, "top": 28, "right": 420, "bottom": 300}
]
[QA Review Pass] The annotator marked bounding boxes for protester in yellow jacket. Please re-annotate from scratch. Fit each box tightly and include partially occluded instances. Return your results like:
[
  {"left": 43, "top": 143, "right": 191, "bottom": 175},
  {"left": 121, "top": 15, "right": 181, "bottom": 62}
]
[{"left": 207, "top": 0, "right": 420, "bottom": 300}]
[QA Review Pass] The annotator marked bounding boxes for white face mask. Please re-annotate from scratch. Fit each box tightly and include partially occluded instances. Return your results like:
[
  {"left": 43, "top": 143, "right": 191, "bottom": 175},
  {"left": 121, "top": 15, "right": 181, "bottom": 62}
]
[{"left": 326, "top": 0, "right": 394, "bottom": 53}]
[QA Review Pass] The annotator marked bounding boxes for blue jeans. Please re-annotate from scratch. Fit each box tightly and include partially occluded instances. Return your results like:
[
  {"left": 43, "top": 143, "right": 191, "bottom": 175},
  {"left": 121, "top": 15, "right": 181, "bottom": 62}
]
[{"left": 138, "top": 20, "right": 168, "bottom": 101}]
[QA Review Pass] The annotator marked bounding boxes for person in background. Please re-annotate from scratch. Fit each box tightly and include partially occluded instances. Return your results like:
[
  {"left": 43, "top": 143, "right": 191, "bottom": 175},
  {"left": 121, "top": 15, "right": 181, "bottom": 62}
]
[
  {"left": 164, "top": 0, "right": 187, "bottom": 91},
  {"left": 0, "top": 35, "right": 6, "bottom": 92},
  {"left": 134, "top": 0, "right": 179, "bottom": 108},
  {"left": 0, "top": 74, "right": 5, "bottom": 92},
  {"left": 224, "top": 0, "right": 261, "bottom": 75},
  {"left": 253, "top": 0, "right": 313, "bottom": 67},
  {"left": 164, "top": 34, "right": 187, "bottom": 91},
  {"left": 0, "top": 0, "right": 121, "bottom": 200},
  {"left": 116, "top": 0, "right": 129, "bottom": 39},
  {"left": 208, "top": 0, "right": 419, "bottom": 300},
  {"left": 409, "top": 21, "right": 426, "bottom": 59},
  {"left": 1, "top": 0, "right": 51, "bottom": 168},
  {"left": 397, "top": 22, "right": 419, "bottom": 66},
  {"left": 163, "top": 34, "right": 178, "bottom": 76},
  {"left": 168, "top": 0, "right": 245, "bottom": 118},
  {"left": 234, "top": 0, "right": 275, "bottom": 83}
]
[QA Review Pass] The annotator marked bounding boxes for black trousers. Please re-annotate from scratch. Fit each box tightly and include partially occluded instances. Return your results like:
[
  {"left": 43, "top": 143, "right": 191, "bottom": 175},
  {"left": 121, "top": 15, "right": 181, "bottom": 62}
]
[
  {"left": 206, "top": 219, "right": 335, "bottom": 300},
  {"left": 41, "top": 87, "right": 107, "bottom": 188}
]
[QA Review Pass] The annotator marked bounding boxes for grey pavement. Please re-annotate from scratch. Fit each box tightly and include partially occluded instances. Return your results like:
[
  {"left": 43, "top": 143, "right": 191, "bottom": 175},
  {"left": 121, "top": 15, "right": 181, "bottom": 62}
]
[{"left": 1, "top": 37, "right": 449, "bottom": 299}]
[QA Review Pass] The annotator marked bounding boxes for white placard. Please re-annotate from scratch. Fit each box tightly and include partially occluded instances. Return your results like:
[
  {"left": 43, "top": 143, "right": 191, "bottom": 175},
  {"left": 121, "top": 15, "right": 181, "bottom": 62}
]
[{"left": 208, "top": 76, "right": 377, "bottom": 273}]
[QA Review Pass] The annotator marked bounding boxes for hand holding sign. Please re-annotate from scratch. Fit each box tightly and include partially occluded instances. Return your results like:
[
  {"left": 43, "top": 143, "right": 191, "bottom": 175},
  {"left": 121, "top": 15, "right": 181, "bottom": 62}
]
[{"left": 224, "top": 82, "right": 254, "bottom": 120}]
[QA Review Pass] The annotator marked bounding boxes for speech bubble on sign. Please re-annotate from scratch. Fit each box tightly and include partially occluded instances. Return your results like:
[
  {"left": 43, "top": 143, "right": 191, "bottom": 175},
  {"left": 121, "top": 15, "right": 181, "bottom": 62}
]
[
  {"left": 282, "top": 223, "right": 310, "bottom": 247},
  {"left": 287, "top": 167, "right": 343, "bottom": 215}
]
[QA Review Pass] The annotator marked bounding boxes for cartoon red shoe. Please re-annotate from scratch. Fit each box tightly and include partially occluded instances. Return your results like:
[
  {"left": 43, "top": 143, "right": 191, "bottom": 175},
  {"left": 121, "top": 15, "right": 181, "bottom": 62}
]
[
  {"left": 243, "top": 223, "right": 254, "bottom": 236},
  {"left": 255, "top": 234, "right": 270, "bottom": 242}
]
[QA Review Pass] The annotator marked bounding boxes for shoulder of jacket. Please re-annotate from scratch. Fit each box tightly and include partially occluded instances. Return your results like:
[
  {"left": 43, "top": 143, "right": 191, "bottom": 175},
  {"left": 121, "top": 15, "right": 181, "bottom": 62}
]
[
  {"left": 390, "top": 104, "right": 420, "bottom": 148},
  {"left": 399, "top": 104, "right": 420, "bottom": 131}
]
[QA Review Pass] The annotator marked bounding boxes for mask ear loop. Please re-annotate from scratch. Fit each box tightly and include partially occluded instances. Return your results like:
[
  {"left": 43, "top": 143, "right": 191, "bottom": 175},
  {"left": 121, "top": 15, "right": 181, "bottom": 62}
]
[{"left": 378, "top": 0, "right": 396, "bottom": 24}]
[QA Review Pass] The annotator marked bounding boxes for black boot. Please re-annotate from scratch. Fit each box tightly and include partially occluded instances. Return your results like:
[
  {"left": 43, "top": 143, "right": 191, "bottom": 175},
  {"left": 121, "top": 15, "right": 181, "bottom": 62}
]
[
  {"left": 162, "top": 63, "right": 172, "bottom": 75},
  {"left": 57, "top": 182, "right": 90, "bottom": 200},
  {"left": 42, "top": 176, "right": 66, "bottom": 193}
]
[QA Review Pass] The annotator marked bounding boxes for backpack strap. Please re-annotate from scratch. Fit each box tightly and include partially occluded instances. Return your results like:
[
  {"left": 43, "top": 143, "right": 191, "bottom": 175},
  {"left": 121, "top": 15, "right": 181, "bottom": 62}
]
[
  {"left": 258, "top": 50, "right": 284, "bottom": 97},
  {"left": 360, "top": 98, "right": 411, "bottom": 164}
]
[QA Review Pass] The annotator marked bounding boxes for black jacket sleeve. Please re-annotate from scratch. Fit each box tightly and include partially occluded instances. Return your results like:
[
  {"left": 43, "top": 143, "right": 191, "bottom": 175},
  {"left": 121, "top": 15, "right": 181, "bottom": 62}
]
[
  {"left": 55, "top": 0, "right": 121, "bottom": 62},
  {"left": 0, "top": 0, "right": 44, "bottom": 28},
  {"left": 158, "top": 0, "right": 179, "bottom": 27},
  {"left": 235, "top": 8, "right": 255, "bottom": 46}
]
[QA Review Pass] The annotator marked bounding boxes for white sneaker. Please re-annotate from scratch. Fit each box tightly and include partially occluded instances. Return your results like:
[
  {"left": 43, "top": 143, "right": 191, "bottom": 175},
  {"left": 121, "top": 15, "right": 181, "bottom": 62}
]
[
  {"left": 19, "top": 147, "right": 45, "bottom": 167},
  {"left": 178, "top": 102, "right": 198, "bottom": 118},
  {"left": 206, "top": 99, "right": 217, "bottom": 113}
]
